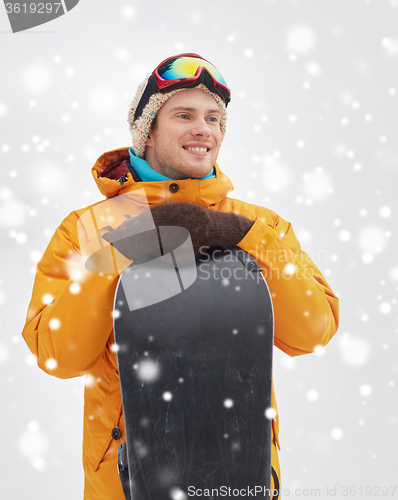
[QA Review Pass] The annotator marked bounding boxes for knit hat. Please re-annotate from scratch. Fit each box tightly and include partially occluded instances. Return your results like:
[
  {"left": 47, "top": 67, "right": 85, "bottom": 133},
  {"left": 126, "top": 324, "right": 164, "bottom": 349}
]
[{"left": 127, "top": 77, "right": 228, "bottom": 158}]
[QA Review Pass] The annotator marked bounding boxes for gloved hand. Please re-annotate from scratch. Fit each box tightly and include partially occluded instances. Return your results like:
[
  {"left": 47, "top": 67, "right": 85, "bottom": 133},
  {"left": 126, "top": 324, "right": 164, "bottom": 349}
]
[{"left": 102, "top": 202, "right": 254, "bottom": 262}]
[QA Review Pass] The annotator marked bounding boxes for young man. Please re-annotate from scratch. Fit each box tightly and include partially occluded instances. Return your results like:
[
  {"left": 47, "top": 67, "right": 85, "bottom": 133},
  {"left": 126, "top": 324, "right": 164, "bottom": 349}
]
[{"left": 22, "top": 54, "right": 339, "bottom": 499}]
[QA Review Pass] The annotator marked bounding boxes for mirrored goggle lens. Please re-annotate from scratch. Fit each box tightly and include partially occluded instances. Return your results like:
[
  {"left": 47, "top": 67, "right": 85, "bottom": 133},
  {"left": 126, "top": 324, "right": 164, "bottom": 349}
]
[{"left": 158, "top": 56, "right": 227, "bottom": 86}]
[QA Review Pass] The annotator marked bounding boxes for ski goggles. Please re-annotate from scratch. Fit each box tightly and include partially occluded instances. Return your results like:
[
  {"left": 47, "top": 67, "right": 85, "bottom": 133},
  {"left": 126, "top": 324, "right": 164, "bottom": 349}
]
[{"left": 134, "top": 53, "right": 231, "bottom": 122}]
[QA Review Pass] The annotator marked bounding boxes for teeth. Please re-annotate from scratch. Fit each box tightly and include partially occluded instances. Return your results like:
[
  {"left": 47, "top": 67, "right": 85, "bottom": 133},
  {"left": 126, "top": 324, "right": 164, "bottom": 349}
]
[{"left": 185, "top": 147, "right": 208, "bottom": 152}]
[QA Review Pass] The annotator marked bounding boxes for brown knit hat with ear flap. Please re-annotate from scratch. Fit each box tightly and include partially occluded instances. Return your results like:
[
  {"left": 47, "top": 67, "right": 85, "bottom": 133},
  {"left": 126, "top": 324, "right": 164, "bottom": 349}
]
[{"left": 127, "top": 78, "right": 228, "bottom": 159}]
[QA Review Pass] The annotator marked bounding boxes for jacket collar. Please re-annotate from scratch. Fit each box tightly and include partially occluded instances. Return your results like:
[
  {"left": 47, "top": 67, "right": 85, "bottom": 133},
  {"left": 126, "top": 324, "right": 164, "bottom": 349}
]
[{"left": 91, "top": 147, "right": 234, "bottom": 208}]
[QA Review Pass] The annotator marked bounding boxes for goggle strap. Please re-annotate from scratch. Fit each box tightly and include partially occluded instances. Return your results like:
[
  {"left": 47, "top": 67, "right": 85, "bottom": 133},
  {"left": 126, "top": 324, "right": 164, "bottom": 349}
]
[
  {"left": 183, "top": 70, "right": 230, "bottom": 106},
  {"left": 133, "top": 75, "right": 159, "bottom": 122}
]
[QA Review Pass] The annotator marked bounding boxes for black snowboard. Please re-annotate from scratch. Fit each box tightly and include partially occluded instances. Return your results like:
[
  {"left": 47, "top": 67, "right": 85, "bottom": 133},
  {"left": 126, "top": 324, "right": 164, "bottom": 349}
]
[{"left": 113, "top": 246, "right": 275, "bottom": 500}]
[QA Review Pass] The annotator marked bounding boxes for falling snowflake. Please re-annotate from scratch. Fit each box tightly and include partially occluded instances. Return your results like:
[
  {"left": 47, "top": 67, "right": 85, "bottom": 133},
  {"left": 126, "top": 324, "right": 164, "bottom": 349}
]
[
  {"left": 85, "top": 374, "right": 96, "bottom": 388},
  {"left": 338, "top": 333, "right": 371, "bottom": 366},
  {"left": 305, "top": 60, "right": 322, "bottom": 77},
  {"left": 49, "top": 318, "right": 61, "bottom": 330},
  {"left": 313, "top": 345, "right": 325, "bottom": 357},
  {"left": 0, "top": 101, "right": 7, "bottom": 117},
  {"left": 0, "top": 198, "right": 26, "bottom": 228},
  {"left": 381, "top": 37, "right": 398, "bottom": 56},
  {"left": 331, "top": 428, "right": 343, "bottom": 440},
  {"left": 121, "top": 5, "right": 136, "bottom": 19},
  {"left": 115, "top": 47, "right": 131, "bottom": 62},
  {"left": 136, "top": 359, "right": 160, "bottom": 383},
  {"left": 360, "top": 384, "right": 372, "bottom": 397},
  {"left": 379, "top": 206, "right": 392, "bottom": 218},
  {"left": 283, "top": 263, "right": 296, "bottom": 276},
  {"left": 110, "top": 343, "right": 120, "bottom": 353},
  {"left": 265, "top": 407, "right": 277, "bottom": 420},
  {"left": 69, "top": 283, "right": 81, "bottom": 294},
  {"left": 45, "top": 358, "right": 58, "bottom": 370},
  {"left": 357, "top": 226, "right": 387, "bottom": 254},
  {"left": 339, "top": 230, "right": 351, "bottom": 242},
  {"left": 17, "top": 422, "right": 48, "bottom": 460},
  {"left": 302, "top": 170, "right": 334, "bottom": 201},
  {"left": 286, "top": 24, "right": 317, "bottom": 54},
  {"left": 163, "top": 392, "right": 173, "bottom": 402},
  {"left": 133, "top": 440, "right": 148, "bottom": 458},
  {"left": 261, "top": 155, "right": 291, "bottom": 192},
  {"left": 169, "top": 488, "right": 187, "bottom": 500},
  {"left": 306, "top": 390, "right": 319, "bottom": 402},
  {"left": 22, "top": 64, "right": 53, "bottom": 93},
  {"left": 379, "top": 302, "right": 392, "bottom": 314}
]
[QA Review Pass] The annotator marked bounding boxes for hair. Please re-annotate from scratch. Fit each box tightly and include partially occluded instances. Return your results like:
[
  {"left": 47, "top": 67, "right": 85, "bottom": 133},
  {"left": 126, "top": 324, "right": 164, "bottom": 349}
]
[{"left": 150, "top": 112, "right": 158, "bottom": 131}]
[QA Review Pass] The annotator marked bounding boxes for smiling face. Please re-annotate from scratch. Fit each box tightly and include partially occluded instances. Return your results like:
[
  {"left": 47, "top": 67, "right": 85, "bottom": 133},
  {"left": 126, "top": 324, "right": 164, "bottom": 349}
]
[{"left": 144, "top": 88, "right": 223, "bottom": 180}]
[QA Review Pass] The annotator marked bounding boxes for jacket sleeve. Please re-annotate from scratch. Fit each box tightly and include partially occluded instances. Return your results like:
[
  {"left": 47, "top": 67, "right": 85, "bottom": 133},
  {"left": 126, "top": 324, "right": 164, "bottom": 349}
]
[
  {"left": 237, "top": 215, "right": 339, "bottom": 357},
  {"left": 21, "top": 212, "right": 121, "bottom": 379}
]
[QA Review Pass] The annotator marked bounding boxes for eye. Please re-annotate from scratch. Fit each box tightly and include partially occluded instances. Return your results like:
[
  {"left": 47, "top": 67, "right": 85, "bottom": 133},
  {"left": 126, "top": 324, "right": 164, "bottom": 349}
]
[
  {"left": 177, "top": 113, "right": 189, "bottom": 120},
  {"left": 207, "top": 116, "right": 219, "bottom": 123}
]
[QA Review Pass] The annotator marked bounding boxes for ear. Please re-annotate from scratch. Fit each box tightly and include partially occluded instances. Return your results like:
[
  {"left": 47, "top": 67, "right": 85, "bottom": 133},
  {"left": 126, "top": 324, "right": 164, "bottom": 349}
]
[{"left": 145, "top": 131, "right": 153, "bottom": 148}]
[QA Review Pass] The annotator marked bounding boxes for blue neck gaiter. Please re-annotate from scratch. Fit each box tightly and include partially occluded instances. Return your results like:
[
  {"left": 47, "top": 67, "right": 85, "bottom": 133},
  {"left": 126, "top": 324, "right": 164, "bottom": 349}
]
[{"left": 128, "top": 147, "right": 216, "bottom": 181}]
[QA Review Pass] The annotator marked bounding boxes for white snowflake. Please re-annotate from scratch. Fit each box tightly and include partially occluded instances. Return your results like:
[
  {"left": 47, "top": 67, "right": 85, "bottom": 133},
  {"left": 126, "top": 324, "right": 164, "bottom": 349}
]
[
  {"left": 137, "top": 359, "right": 160, "bottom": 383},
  {"left": 286, "top": 24, "right": 317, "bottom": 54}
]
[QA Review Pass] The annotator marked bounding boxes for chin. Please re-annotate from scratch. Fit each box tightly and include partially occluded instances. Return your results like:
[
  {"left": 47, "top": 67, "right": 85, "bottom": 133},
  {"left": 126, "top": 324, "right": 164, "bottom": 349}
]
[{"left": 185, "top": 165, "right": 212, "bottom": 179}]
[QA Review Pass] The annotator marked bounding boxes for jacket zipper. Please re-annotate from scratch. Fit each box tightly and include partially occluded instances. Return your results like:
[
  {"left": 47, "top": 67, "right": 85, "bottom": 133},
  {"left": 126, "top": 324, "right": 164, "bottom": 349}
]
[{"left": 118, "top": 174, "right": 129, "bottom": 186}]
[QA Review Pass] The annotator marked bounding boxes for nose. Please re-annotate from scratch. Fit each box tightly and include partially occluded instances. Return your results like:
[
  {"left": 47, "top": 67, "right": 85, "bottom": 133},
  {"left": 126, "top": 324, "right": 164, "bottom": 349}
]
[{"left": 190, "top": 118, "right": 211, "bottom": 137}]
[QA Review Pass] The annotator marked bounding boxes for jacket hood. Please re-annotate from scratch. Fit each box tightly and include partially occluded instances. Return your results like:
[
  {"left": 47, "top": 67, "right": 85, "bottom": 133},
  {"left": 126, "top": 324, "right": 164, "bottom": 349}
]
[{"left": 91, "top": 147, "right": 234, "bottom": 208}]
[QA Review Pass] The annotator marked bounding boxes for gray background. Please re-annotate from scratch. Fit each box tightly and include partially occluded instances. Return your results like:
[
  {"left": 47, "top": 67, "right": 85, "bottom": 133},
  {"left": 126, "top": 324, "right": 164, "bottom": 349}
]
[{"left": 1, "top": 0, "right": 397, "bottom": 498}]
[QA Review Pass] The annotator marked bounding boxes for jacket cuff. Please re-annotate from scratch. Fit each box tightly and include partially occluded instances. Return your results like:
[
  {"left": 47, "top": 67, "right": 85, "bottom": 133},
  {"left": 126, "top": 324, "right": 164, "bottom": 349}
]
[{"left": 236, "top": 217, "right": 278, "bottom": 252}]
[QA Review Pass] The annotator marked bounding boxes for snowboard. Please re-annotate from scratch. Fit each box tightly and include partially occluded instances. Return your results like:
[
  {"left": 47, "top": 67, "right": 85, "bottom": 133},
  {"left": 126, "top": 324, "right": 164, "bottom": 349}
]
[{"left": 113, "top": 246, "right": 276, "bottom": 500}]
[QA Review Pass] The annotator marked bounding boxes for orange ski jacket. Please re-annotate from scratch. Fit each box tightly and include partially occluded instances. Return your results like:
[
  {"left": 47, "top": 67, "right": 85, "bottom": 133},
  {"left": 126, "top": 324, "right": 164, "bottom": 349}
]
[{"left": 22, "top": 147, "right": 339, "bottom": 499}]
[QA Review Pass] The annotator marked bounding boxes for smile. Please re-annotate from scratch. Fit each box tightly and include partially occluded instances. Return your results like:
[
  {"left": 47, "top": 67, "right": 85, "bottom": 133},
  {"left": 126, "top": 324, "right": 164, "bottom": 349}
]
[{"left": 183, "top": 146, "right": 210, "bottom": 153}]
